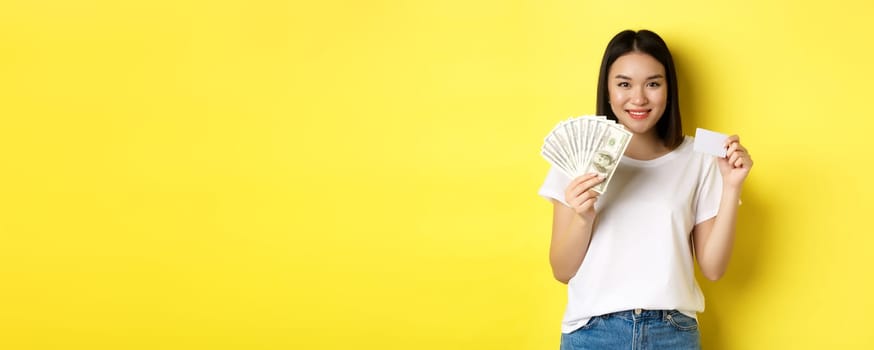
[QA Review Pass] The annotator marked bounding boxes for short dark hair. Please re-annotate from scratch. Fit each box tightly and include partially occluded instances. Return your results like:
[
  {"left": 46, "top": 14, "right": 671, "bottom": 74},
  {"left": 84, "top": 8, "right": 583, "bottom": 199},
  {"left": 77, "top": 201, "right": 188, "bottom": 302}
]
[{"left": 596, "top": 30, "right": 684, "bottom": 149}]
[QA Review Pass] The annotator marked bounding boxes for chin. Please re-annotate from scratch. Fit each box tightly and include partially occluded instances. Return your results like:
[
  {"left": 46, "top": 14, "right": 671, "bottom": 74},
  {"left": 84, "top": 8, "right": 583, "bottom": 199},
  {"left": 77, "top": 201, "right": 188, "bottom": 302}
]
[{"left": 623, "top": 123, "right": 654, "bottom": 136}]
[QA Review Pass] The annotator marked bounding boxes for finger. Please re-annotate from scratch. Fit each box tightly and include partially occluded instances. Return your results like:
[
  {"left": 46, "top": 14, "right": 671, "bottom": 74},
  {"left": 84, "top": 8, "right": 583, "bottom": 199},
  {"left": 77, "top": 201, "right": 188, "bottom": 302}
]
[
  {"left": 727, "top": 148, "right": 746, "bottom": 160},
  {"left": 569, "top": 180, "right": 592, "bottom": 198},
  {"left": 567, "top": 187, "right": 584, "bottom": 205},
  {"left": 725, "top": 142, "right": 739, "bottom": 158},
  {"left": 576, "top": 196, "right": 597, "bottom": 212},
  {"left": 585, "top": 174, "right": 606, "bottom": 188},
  {"left": 574, "top": 190, "right": 598, "bottom": 207},
  {"left": 728, "top": 152, "right": 741, "bottom": 166},
  {"left": 574, "top": 187, "right": 598, "bottom": 203},
  {"left": 578, "top": 186, "right": 605, "bottom": 205},
  {"left": 568, "top": 173, "right": 599, "bottom": 190},
  {"left": 723, "top": 135, "right": 740, "bottom": 147},
  {"left": 572, "top": 172, "right": 599, "bottom": 183},
  {"left": 571, "top": 174, "right": 605, "bottom": 195},
  {"left": 732, "top": 145, "right": 748, "bottom": 159},
  {"left": 572, "top": 192, "right": 589, "bottom": 208},
  {"left": 738, "top": 148, "right": 752, "bottom": 166},
  {"left": 566, "top": 173, "right": 597, "bottom": 197}
]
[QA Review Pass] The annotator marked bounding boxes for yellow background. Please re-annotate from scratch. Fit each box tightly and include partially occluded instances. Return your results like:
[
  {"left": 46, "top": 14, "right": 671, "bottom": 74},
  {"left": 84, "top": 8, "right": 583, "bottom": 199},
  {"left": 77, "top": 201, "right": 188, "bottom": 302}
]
[{"left": 1, "top": 0, "right": 872, "bottom": 349}]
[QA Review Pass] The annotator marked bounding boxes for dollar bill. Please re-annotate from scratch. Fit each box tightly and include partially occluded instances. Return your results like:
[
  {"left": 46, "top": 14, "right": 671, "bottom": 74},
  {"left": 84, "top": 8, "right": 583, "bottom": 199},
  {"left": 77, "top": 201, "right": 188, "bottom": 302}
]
[
  {"left": 582, "top": 124, "right": 632, "bottom": 193},
  {"left": 541, "top": 115, "right": 632, "bottom": 194}
]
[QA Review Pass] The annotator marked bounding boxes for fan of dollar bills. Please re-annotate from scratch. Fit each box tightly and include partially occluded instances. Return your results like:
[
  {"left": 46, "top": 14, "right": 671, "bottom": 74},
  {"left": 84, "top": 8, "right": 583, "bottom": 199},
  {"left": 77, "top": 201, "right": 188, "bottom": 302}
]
[{"left": 541, "top": 115, "right": 633, "bottom": 193}]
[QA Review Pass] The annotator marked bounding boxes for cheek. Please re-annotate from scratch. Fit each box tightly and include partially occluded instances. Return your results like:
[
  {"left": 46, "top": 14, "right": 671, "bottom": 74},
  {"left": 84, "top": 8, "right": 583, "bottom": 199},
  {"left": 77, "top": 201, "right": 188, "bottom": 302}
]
[
  {"left": 609, "top": 100, "right": 624, "bottom": 116},
  {"left": 649, "top": 89, "right": 667, "bottom": 105},
  {"left": 608, "top": 89, "right": 626, "bottom": 108},
  {"left": 608, "top": 88, "right": 623, "bottom": 102}
]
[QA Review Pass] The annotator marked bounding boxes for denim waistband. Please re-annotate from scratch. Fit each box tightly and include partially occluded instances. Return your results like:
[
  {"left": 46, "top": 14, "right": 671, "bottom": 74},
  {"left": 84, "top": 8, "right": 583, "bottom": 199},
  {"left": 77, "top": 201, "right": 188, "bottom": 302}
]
[{"left": 601, "top": 309, "right": 673, "bottom": 321}]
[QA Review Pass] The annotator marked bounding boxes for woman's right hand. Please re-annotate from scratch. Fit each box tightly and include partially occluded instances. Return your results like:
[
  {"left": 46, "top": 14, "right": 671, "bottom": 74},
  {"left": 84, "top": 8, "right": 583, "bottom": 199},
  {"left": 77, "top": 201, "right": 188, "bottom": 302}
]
[{"left": 564, "top": 173, "right": 605, "bottom": 222}]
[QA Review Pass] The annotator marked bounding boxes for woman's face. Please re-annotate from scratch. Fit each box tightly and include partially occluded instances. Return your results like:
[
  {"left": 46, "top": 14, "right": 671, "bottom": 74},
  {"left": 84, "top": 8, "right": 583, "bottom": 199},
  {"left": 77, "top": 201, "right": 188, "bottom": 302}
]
[{"left": 607, "top": 52, "right": 668, "bottom": 137}]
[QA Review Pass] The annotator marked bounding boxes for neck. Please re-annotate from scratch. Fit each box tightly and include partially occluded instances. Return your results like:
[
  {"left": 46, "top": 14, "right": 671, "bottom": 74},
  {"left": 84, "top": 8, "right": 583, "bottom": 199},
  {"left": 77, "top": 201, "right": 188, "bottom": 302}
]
[{"left": 624, "top": 131, "right": 671, "bottom": 160}]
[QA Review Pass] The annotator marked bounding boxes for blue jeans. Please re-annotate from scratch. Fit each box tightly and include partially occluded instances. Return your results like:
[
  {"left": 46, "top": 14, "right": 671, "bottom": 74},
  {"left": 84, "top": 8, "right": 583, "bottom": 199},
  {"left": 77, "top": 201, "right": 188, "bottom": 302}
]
[{"left": 560, "top": 309, "right": 700, "bottom": 350}]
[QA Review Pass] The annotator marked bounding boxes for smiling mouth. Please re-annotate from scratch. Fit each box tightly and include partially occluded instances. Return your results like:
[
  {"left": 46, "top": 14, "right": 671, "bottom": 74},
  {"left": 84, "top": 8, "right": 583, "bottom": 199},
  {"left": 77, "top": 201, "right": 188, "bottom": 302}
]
[{"left": 627, "top": 110, "right": 650, "bottom": 120}]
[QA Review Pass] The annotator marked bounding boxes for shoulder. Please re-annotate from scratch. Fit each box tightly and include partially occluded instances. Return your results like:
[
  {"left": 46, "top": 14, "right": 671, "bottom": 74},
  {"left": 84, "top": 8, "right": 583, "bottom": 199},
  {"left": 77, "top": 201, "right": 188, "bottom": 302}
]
[
  {"left": 677, "top": 136, "right": 713, "bottom": 163},
  {"left": 680, "top": 136, "right": 722, "bottom": 184}
]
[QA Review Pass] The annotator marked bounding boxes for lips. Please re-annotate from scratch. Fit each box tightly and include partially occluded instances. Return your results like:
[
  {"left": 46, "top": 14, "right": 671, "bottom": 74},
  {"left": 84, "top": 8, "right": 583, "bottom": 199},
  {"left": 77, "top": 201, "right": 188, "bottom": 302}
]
[{"left": 626, "top": 109, "right": 650, "bottom": 120}]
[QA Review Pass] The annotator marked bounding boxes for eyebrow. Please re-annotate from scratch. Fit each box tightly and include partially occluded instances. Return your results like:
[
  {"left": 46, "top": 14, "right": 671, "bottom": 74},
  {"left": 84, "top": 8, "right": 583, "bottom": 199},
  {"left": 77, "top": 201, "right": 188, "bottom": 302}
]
[{"left": 614, "top": 74, "right": 665, "bottom": 80}]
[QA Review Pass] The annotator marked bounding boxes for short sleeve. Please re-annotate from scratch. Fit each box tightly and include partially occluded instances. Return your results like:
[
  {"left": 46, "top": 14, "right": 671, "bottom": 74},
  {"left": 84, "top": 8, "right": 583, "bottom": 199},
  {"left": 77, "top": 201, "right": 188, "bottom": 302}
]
[
  {"left": 694, "top": 156, "right": 723, "bottom": 224},
  {"left": 538, "top": 166, "right": 572, "bottom": 207}
]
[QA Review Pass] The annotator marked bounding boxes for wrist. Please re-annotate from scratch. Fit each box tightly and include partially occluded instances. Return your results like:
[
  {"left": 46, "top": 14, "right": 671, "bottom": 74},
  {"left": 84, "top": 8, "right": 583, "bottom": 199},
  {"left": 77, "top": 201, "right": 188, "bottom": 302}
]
[
  {"left": 722, "top": 182, "right": 743, "bottom": 195},
  {"left": 721, "top": 186, "right": 742, "bottom": 206}
]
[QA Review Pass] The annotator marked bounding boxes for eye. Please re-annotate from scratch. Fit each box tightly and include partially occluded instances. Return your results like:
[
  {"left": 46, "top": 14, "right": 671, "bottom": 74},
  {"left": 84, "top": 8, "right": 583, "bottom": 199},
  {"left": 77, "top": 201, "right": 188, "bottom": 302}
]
[
  {"left": 647, "top": 81, "right": 661, "bottom": 88},
  {"left": 617, "top": 82, "right": 630, "bottom": 88}
]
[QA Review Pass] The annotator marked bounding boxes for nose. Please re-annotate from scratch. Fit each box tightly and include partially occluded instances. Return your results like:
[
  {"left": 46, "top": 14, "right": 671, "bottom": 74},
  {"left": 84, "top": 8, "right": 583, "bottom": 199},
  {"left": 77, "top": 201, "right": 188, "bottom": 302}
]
[{"left": 631, "top": 87, "right": 648, "bottom": 105}]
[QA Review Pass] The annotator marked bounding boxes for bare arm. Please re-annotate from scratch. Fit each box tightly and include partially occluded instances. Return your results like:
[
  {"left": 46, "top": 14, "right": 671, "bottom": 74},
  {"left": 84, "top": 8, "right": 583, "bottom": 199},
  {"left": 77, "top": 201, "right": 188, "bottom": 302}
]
[
  {"left": 692, "top": 188, "right": 740, "bottom": 281},
  {"left": 692, "top": 135, "right": 753, "bottom": 281},
  {"left": 549, "top": 174, "right": 604, "bottom": 284}
]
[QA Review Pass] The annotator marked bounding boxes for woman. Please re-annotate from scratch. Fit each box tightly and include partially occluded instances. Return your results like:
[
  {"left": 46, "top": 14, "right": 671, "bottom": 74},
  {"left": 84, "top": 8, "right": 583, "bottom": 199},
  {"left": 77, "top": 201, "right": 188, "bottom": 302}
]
[{"left": 538, "top": 29, "right": 753, "bottom": 349}]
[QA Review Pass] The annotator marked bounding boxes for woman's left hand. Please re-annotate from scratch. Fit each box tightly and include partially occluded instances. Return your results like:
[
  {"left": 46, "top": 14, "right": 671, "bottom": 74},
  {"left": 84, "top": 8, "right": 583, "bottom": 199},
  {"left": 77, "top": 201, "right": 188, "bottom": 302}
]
[{"left": 717, "top": 135, "right": 753, "bottom": 189}]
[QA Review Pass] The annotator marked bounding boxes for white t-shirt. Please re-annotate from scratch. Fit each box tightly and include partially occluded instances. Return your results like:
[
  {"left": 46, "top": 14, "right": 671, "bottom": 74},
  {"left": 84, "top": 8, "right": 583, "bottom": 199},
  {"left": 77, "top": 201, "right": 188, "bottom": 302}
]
[{"left": 538, "top": 136, "right": 723, "bottom": 334}]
